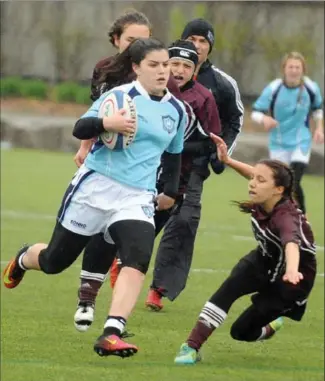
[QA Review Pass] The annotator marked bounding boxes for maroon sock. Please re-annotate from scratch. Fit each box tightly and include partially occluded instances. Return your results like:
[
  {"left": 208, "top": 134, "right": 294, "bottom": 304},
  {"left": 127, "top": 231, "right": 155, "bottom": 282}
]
[
  {"left": 258, "top": 324, "right": 276, "bottom": 341},
  {"left": 78, "top": 279, "right": 102, "bottom": 305},
  {"left": 187, "top": 319, "right": 216, "bottom": 351}
]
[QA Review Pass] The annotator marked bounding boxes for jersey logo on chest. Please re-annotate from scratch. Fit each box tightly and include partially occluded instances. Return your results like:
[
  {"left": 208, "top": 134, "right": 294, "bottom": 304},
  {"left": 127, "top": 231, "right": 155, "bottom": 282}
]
[
  {"left": 138, "top": 114, "right": 149, "bottom": 124},
  {"left": 162, "top": 115, "right": 176, "bottom": 134}
]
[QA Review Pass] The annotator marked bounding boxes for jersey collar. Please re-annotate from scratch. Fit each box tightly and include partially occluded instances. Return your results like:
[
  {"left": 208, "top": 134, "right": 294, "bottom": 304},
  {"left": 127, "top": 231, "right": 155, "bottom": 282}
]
[
  {"left": 132, "top": 80, "right": 172, "bottom": 103},
  {"left": 198, "top": 59, "right": 212, "bottom": 74}
]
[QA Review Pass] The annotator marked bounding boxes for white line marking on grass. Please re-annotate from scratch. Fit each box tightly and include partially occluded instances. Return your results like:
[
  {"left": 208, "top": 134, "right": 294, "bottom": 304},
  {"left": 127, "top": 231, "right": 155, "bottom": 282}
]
[
  {"left": 0, "top": 261, "right": 323, "bottom": 278},
  {"left": 1, "top": 210, "right": 54, "bottom": 220},
  {"left": 1, "top": 209, "right": 324, "bottom": 250},
  {"left": 3, "top": 209, "right": 324, "bottom": 251}
]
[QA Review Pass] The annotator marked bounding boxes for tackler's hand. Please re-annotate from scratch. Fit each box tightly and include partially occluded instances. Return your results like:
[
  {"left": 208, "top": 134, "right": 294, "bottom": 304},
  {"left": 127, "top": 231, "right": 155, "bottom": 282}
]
[
  {"left": 155, "top": 193, "right": 175, "bottom": 211},
  {"left": 209, "top": 133, "right": 229, "bottom": 164}
]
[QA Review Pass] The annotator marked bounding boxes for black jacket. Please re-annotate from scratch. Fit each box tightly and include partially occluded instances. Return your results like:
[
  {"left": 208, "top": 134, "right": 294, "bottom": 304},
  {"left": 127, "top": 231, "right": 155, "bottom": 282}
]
[{"left": 197, "top": 60, "right": 244, "bottom": 154}]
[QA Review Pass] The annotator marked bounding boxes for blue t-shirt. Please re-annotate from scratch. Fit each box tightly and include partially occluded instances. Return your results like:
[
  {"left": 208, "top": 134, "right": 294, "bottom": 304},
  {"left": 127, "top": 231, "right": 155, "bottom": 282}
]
[
  {"left": 83, "top": 81, "right": 187, "bottom": 192},
  {"left": 253, "top": 77, "right": 323, "bottom": 151}
]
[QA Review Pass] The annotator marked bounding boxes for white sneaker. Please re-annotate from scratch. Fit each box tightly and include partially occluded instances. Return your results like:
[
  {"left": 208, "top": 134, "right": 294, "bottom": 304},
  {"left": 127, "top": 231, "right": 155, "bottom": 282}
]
[{"left": 74, "top": 302, "right": 95, "bottom": 332}]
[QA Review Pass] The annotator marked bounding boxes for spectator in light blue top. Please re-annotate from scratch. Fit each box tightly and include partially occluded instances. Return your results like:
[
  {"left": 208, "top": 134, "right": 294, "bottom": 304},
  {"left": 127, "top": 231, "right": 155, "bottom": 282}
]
[{"left": 251, "top": 51, "right": 324, "bottom": 214}]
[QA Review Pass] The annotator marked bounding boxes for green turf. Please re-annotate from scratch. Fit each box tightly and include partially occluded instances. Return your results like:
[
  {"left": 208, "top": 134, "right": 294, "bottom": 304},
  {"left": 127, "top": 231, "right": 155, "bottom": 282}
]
[{"left": 1, "top": 149, "right": 324, "bottom": 381}]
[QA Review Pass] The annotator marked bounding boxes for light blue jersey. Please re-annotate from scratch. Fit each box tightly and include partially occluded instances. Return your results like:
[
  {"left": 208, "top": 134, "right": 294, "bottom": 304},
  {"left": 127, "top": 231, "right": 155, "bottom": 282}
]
[
  {"left": 83, "top": 80, "right": 187, "bottom": 192},
  {"left": 253, "top": 77, "right": 323, "bottom": 151}
]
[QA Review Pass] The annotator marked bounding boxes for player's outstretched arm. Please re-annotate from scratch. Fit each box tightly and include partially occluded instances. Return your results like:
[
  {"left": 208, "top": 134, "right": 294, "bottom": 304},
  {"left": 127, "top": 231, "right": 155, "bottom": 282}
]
[
  {"left": 283, "top": 242, "right": 303, "bottom": 285},
  {"left": 210, "top": 133, "right": 254, "bottom": 180}
]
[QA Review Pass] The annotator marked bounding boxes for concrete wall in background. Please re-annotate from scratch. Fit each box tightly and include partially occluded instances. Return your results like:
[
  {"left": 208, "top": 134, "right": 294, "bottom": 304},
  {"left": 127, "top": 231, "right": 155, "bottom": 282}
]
[{"left": 1, "top": 1, "right": 324, "bottom": 95}]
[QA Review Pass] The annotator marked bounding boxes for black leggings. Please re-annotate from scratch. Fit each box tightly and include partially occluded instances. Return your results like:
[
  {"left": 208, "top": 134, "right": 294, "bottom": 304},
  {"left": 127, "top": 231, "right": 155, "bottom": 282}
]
[
  {"left": 208, "top": 253, "right": 284, "bottom": 342},
  {"left": 39, "top": 220, "right": 155, "bottom": 275},
  {"left": 80, "top": 202, "right": 176, "bottom": 279},
  {"left": 39, "top": 222, "right": 90, "bottom": 274},
  {"left": 291, "top": 162, "right": 307, "bottom": 214},
  {"left": 230, "top": 305, "right": 280, "bottom": 341},
  {"left": 80, "top": 233, "right": 117, "bottom": 277}
]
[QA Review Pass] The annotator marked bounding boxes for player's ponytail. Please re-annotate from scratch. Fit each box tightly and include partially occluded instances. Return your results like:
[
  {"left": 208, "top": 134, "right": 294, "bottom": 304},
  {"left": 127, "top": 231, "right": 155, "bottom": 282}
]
[
  {"left": 98, "top": 45, "right": 134, "bottom": 88},
  {"left": 232, "top": 200, "right": 255, "bottom": 214}
]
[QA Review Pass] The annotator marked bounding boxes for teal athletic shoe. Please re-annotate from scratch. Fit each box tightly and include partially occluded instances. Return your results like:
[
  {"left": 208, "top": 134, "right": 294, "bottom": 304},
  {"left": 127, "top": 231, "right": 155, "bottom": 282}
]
[{"left": 174, "top": 343, "right": 201, "bottom": 364}]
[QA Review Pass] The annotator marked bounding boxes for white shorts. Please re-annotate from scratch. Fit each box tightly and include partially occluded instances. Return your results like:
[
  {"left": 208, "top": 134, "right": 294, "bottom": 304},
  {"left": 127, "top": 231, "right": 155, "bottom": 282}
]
[
  {"left": 58, "top": 165, "right": 155, "bottom": 243},
  {"left": 269, "top": 147, "right": 311, "bottom": 165}
]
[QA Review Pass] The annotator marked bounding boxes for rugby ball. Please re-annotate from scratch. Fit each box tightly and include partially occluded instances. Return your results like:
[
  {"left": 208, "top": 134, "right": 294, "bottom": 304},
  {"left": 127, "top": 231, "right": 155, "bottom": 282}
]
[{"left": 98, "top": 90, "right": 137, "bottom": 150}]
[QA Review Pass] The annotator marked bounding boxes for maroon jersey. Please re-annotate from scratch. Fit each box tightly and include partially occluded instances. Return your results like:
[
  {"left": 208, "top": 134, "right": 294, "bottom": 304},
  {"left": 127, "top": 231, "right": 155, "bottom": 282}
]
[
  {"left": 251, "top": 198, "right": 316, "bottom": 282},
  {"left": 182, "top": 80, "right": 221, "bottom": 139},
  {"left": 178, "top": 80, "right": 221, "bottom": 193}
]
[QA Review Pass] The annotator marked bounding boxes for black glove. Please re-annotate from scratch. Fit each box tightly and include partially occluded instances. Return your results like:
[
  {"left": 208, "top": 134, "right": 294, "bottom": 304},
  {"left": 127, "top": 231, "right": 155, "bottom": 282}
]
[
  {"left": 210, "top": 152, "right": 225, "bottom": 175},
  {"left": 203, "top": 139, "right": 216, "bottom": 155}
]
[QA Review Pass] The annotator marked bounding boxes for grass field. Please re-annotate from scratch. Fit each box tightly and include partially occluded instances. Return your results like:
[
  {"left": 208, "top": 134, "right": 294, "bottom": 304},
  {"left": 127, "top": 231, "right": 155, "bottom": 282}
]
[{"left": 1, "top": 149, "right": 324, "bottom": 381}]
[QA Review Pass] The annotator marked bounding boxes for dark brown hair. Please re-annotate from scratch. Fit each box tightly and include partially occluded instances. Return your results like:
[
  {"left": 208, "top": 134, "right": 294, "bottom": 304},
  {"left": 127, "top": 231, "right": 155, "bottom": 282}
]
[
  {"left": 98, "top": 38, "right": 167, "bottom": 90},
  {"left": 108, "top": 9, "right": 152, "bottom": 47},
  {"left": 235, "top": 159, "right": 295, "bottom": 214}
]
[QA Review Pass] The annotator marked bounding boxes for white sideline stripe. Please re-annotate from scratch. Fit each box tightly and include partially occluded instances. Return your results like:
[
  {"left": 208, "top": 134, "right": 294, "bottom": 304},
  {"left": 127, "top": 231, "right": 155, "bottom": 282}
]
[
  {"left": 0, "top": 261, "right": 323, "bottom": 277},
  {"left": 1, "top": 210, "right": 324, "bottom": 253}
]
